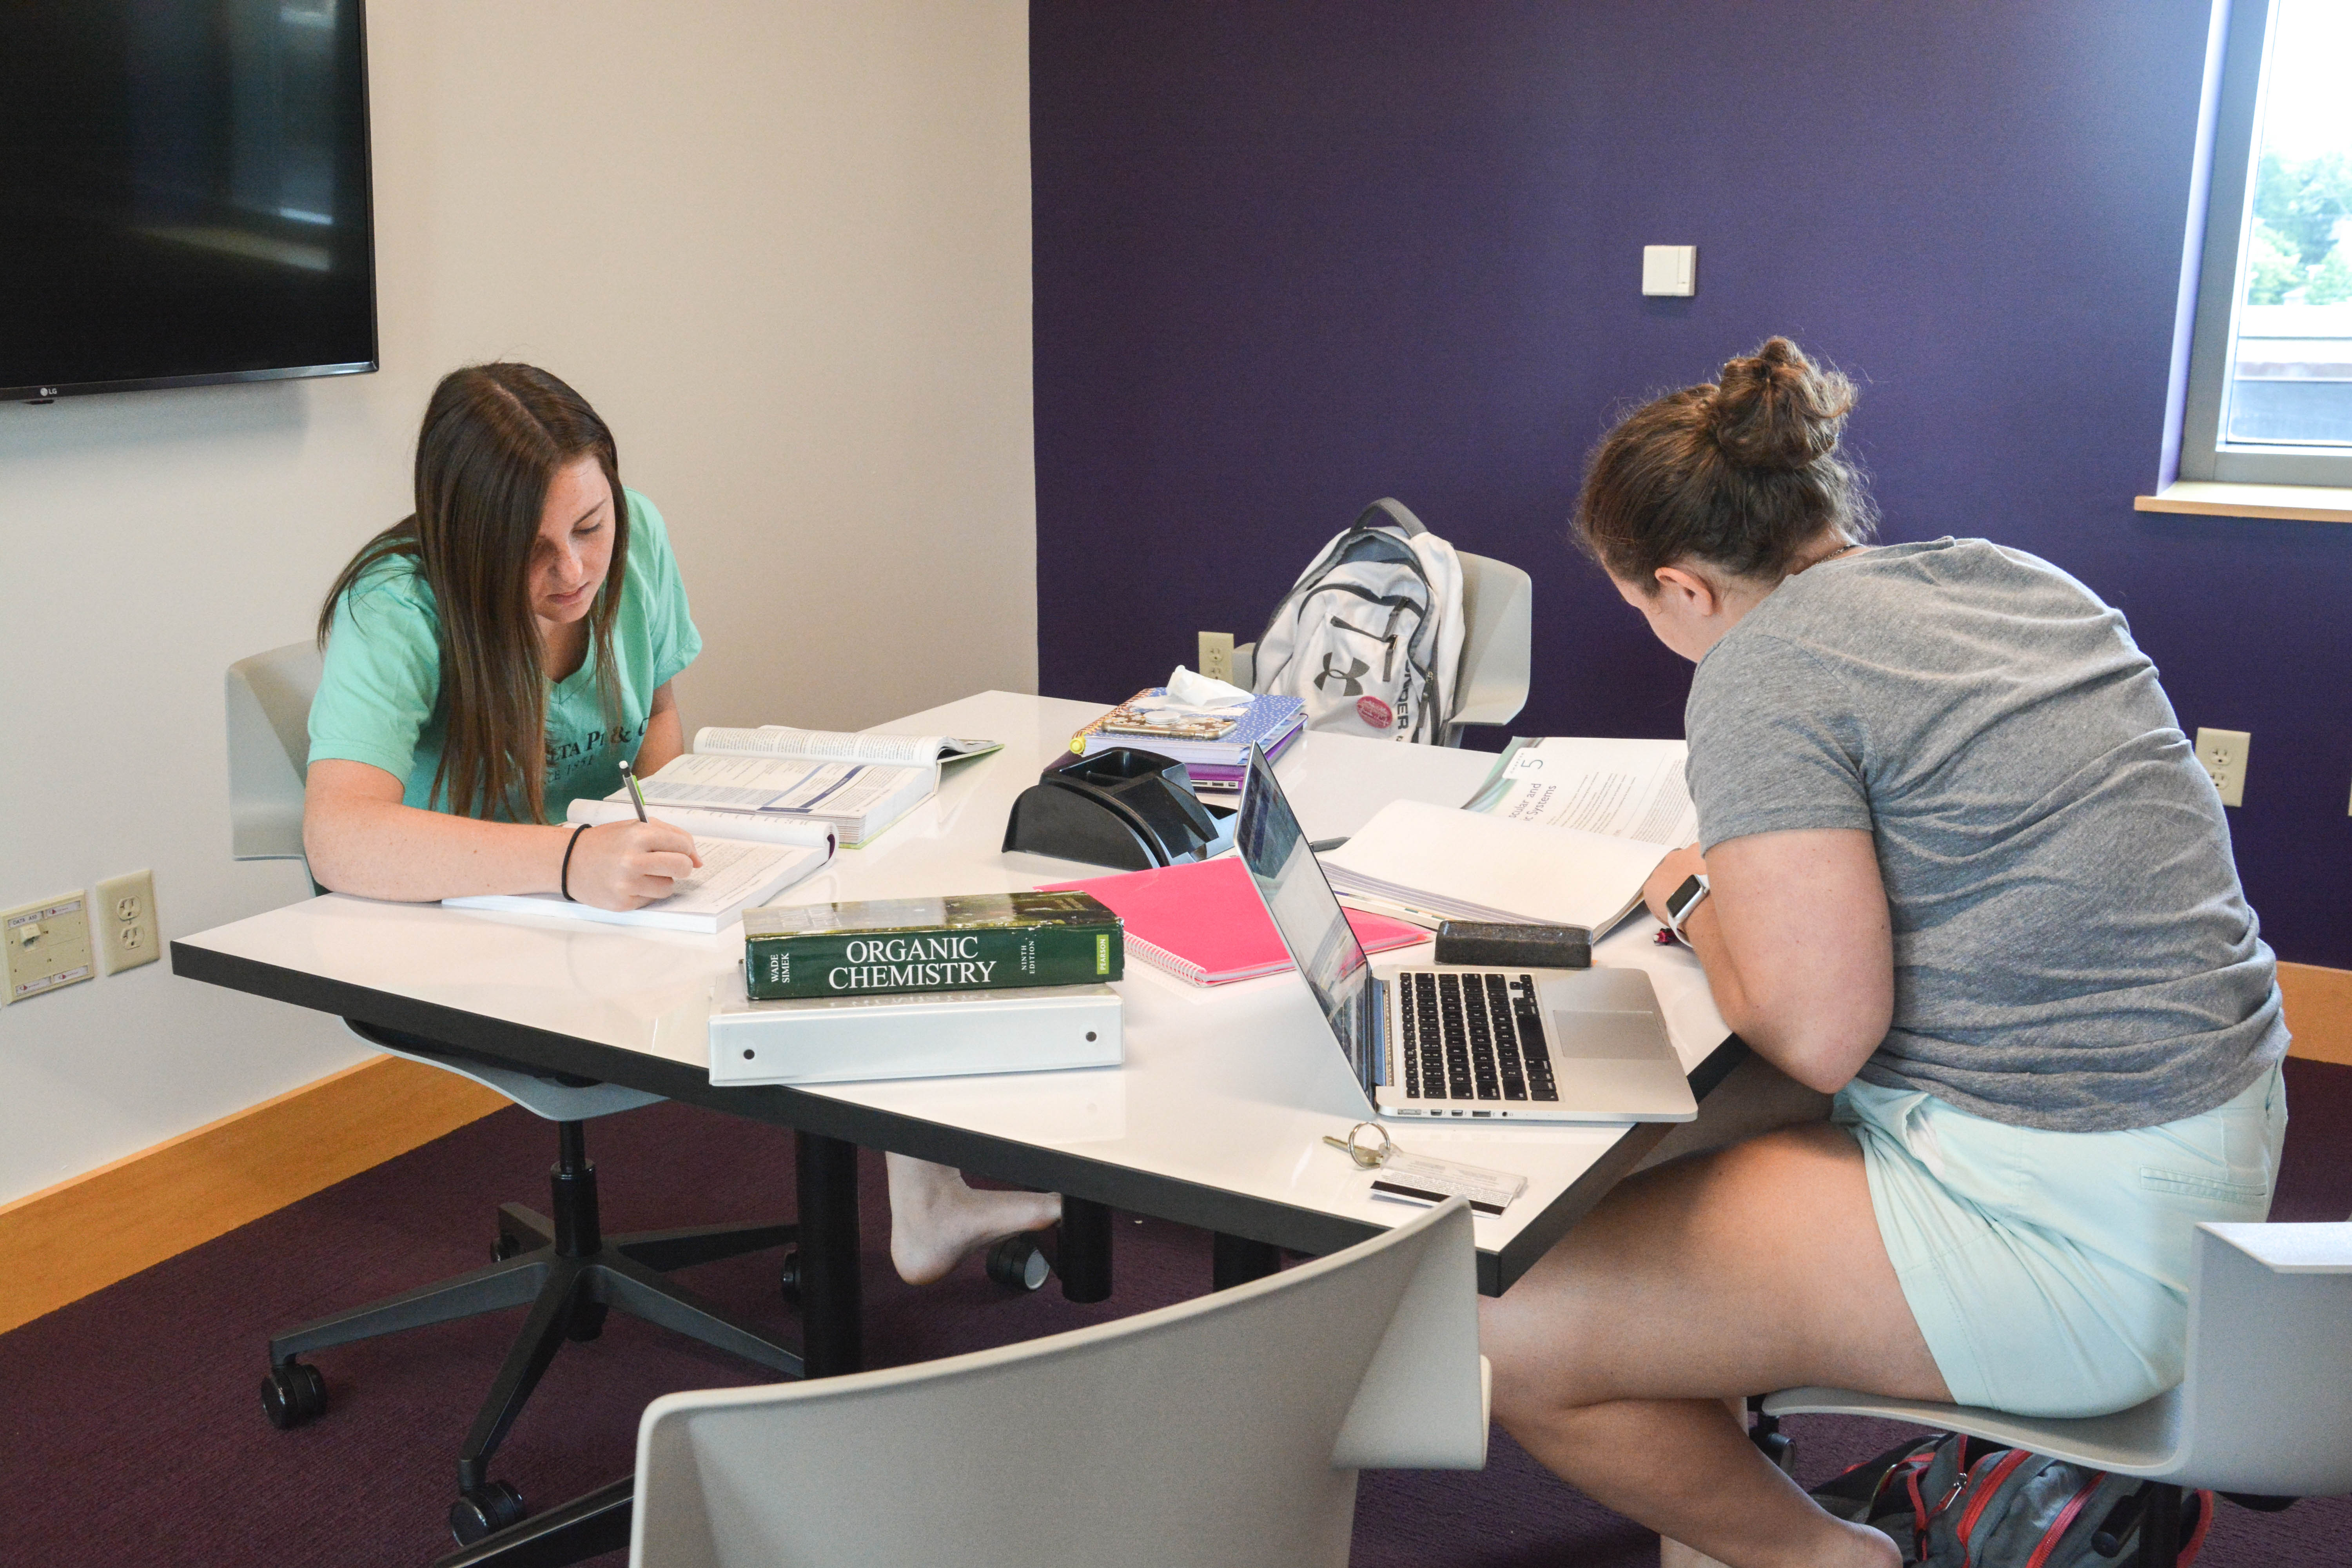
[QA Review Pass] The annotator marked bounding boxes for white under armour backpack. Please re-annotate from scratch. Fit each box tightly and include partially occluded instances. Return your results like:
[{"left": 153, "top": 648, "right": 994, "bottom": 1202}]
[{"left": 1252, "top": 499, "right": 1465, "bottom": 744}]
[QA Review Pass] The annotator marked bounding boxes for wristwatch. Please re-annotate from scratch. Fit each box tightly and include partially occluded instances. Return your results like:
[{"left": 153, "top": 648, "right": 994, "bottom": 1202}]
[{"left": 1662, "top": 873, "right": 1711, "bottom": 946}]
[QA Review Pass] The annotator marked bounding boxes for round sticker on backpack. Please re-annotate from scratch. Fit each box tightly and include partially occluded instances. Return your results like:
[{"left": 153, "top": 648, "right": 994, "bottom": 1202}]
[{"left": 1356, "top": 695, "right": 1394, "bottom": 730}]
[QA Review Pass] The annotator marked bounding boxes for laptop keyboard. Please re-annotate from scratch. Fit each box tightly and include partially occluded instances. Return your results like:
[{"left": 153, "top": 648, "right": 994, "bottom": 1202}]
[{"left": 1397, "top": 971, "right": 1558, "bottom": 1103}]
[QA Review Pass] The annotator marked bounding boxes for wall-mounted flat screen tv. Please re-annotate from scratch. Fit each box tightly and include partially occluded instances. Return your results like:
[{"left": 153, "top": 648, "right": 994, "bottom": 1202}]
[{"left": 0, "top": 0, "right": 376, "bottom": 403}]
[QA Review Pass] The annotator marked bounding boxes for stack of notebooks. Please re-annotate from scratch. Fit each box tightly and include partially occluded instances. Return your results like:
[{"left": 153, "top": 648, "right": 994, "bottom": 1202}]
[
  {"left": 1068, "top": 689, "right": 1305, "bottom": 793},
  {"left": 1042, "top": 857, "right": 1425, "bottom": 984},
  {"left": 708, "top": 891, "right": 1127, "bottom": 1086}
]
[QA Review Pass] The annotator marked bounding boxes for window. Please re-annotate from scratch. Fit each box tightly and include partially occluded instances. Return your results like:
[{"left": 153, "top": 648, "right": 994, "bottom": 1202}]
[{"left": 2178, "top": 0, "right": 2352, "bottom": 489}]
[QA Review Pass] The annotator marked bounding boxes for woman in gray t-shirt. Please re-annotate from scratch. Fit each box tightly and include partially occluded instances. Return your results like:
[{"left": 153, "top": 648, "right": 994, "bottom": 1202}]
[{"left": 1481, "top": 338, "right": 2287, "bottom": 1568}]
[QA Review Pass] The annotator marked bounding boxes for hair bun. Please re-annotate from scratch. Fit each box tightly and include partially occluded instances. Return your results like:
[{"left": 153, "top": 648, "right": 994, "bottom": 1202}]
[{"left": 1708, "top": 336, "right": 1855, "bottom": 472}]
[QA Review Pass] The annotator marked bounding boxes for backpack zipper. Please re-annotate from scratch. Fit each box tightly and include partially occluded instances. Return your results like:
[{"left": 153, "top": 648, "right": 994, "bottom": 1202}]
[
  {"left": 1954, "top": 1449, "right": 2034, "bottom": 1566},
  {"left": 1325, "top": 612, "right": 1405, "bottom": 681}
]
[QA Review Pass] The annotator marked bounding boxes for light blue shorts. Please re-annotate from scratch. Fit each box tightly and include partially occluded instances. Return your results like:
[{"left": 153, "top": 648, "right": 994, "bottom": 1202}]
[{"left": 1835, "top": 1063, "right": 2286, "bottom": 1419}]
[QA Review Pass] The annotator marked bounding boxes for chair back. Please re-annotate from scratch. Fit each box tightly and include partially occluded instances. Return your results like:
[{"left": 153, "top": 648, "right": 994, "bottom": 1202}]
[
  {"left": 630, "top": 1199, "right": 1487, "bottom": 1568},
  {"left": 227, "top": 640, "right": 324, "bottom": 860},
  {"left": 1446, "top": 551, "right": 1530, "bottom": 744},
  {"left": 2170, "top": 1219, "right": 2352, "bottom": 1496}
]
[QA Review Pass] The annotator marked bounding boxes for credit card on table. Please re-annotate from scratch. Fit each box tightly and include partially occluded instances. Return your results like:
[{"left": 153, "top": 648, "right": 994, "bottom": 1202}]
[{"left": 1366, "top": 1150, "right": 1529, "bottom": 1216}]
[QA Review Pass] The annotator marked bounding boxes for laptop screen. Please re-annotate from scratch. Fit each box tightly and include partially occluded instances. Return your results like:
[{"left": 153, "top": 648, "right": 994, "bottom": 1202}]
[{"left": 1235, "top": 744, "right": 1376, "bottom": 1088}]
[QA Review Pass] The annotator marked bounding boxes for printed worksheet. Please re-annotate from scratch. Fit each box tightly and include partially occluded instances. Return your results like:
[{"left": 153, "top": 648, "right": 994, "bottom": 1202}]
[{"left": 1467, "top": 737, "right": 1697, "bottom": 847}]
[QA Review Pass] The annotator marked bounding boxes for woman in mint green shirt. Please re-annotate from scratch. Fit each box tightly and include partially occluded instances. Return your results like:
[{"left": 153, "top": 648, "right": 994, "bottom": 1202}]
[
  {"left": 308, "top": 362, "right": 704, "bottom": 907},
  {"left": 309, "top": 362, "right": 1057, "bottom": 1283}
]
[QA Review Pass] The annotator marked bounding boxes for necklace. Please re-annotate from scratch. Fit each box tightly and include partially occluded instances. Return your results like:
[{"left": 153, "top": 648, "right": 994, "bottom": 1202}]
[{"left": 1793, "top": 541, "right": 1865, "bottom": 574}]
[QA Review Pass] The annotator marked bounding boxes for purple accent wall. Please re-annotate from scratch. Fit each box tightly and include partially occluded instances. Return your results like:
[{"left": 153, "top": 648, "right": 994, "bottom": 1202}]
[{"left": 1031, "top": 2, "right": 2352, "bottom": 967}]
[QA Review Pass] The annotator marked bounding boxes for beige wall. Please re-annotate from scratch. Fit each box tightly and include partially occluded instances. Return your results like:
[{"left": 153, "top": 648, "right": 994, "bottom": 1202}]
[{"left": 0, "top": 1, "right": 1036, "bottom": 1204}]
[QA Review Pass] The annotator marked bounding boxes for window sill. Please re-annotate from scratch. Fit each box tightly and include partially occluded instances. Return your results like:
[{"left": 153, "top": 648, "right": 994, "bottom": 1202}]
[{"left": 2135, "top": 481, "right": 2352, "bottom": 524}]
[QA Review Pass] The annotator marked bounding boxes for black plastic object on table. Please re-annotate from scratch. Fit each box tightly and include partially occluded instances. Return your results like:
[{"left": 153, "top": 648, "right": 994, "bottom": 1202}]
[
  {"left": 1432, "top": 920, "right": 1592, "bottom": 970},
  {"left": 1002, "top": 747, "right": 1234, "bottom": 871}
]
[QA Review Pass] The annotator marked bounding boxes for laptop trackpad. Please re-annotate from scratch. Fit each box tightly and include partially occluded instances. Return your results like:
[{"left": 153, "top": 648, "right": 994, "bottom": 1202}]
[{"left": 1549, "top": 1008, "right": 1674, "bottom": 1062}]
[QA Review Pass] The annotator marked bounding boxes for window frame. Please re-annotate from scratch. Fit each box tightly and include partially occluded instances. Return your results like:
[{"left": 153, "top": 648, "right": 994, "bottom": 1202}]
[{"left": 2177, "top": 0, "right": 2352, "bottom": 488}]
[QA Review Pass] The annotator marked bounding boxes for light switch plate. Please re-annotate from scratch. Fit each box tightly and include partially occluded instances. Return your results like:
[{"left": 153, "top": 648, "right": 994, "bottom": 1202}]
[
  {"left": 1642, "top": 244, "right": 1698, "bottom": 297},
  {"left": 2194, "top": 727, "right": 2250, "bottom": 808},
  {"left": 5, "top": 892, "right": 96, "bottom": 1004},
  {"left": 94, "top": 869, "right": 160, "bottom": 975}
]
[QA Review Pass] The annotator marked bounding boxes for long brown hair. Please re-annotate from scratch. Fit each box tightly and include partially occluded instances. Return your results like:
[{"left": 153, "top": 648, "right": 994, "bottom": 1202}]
[
  {"left": 1573, "top": 336, "right": 1875, "bottom": 588},
  {"left": 318, "top": 363, "right": 630, "bottom": 824}
]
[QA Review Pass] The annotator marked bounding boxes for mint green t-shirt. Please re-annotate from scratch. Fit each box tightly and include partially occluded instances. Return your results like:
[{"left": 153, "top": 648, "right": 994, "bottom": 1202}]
[{"left": 309, "top": 488, "right": 702, "bottom": 822}]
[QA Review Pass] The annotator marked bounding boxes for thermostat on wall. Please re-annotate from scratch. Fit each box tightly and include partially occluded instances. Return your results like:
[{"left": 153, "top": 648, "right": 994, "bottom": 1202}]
[{"left": 1641, "top": 245, "right": 1697, "bottom": 297}]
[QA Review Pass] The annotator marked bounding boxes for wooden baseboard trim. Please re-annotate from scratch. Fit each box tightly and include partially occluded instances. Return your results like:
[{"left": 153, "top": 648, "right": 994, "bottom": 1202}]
[
  {"left": 0, "top": 1054, "right": 507, "bottom": 1336},
  {"left": 2279, "top": 962, "right": 2352, "bottom": 1067}
]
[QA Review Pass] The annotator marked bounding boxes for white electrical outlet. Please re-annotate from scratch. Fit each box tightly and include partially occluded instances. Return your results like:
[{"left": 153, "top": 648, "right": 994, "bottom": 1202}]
[
  {"left": 5, "top": 892, "right": 95, "bottom": 1004},
  {"left": 1198, "top": 631, "right": 1236, "bottom": 684},
  {"left": 94, "top": 869, "right": 160, "bottom": 975},
  {"left": 2194, "top": 728, "right": 2250, "bottom": 808}
]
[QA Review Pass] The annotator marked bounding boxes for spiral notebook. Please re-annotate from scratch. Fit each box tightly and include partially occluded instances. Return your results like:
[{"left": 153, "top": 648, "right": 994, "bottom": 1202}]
[{"left": 1040, "top": 856, "right": 1426, "bottom": 986}]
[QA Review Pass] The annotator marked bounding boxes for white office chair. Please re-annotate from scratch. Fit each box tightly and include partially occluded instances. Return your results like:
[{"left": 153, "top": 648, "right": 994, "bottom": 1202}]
[
  {"left": 1445, "top": 549, "right": 1531, "bottom": 746},
  {"left": 626, "top": 1195, "right": 1488, "bottom": 1568},
  {"left": 1763, "top": 1219, "right": 2352, "bottom": 1566},
  {"left": 229, "top": 641, "right": 802, "bottom": 1547}
]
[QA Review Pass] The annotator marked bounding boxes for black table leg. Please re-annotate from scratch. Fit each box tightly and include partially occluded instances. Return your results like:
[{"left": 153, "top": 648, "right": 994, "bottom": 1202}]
[
  {"left": 794, "top": 1131, "right": 863, "bottom": 1376},
  {"left": 2136, "top": 1483, "right": 2182, "bottom": 1568},
  {"left": 1057, "top": 1194, "right": 1113, "bottom": 1302},
  {"left": 1212, "top": 1232, "right": 1281, "bottom": 1290}
]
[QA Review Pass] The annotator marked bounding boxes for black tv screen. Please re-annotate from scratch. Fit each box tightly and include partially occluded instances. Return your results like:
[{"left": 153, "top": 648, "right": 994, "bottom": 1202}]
[{"left": 0, "top": 0, "right": 375, "bottom": 402}]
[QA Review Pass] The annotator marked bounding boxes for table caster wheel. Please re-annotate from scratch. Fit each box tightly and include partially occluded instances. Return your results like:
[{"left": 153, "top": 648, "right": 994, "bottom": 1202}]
[
  {"left": 493, "top": 1232, "right": 525, "bottom": 1262},
  {"left": 779, "top": 1247, "right": 801, "bottom": 1306},
  {"left": 566, "top": 1299, "right": 609, "bottom": 1342},
  {"left": 985, "top": 1233, "right": 1050, "bottom": 1292},
  {"left": 449, "top": 1480, "right": 527, "bottom": 1544},
  {"left": 261, "top": 1360, "right": 328, "bottom": 1429}
]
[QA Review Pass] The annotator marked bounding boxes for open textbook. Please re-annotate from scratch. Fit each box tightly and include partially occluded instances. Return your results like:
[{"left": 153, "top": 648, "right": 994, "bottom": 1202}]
[
  {"left": 1321, "top": 735, "right": 1695, "bottom": 935},
  {"left": 1463, "top": 736, "right": 1697, "bottom": 846},
  {"left": 695, "top": 725, "right": 1001, "bottom": 768},
  {"left": 1320, "top": 802, "right": 1672, "bottom": 934},
  {"left": 586, "top": 725, "right": 1000, "bottom": 848},
  {"left": 444, "top": 818, "right": 835, "bottom": 935}
]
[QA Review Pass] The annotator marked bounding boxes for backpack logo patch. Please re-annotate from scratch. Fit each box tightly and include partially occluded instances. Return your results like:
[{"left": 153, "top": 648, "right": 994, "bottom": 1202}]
[
  {"left": 1316, "top": 652, "right": 1369, "bottom": 697},
  {"left": 1356, "top": 695, "right": 1394, "bottom": 730}
]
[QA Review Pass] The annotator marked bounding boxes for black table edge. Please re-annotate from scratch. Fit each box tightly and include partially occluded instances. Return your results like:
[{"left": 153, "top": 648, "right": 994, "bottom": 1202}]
[{"left": 173, "top": 936, "right": 1745, "bottom": 1296}]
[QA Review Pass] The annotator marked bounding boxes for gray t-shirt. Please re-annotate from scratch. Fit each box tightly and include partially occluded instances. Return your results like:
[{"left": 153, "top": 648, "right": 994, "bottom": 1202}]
[{"left": 1684, "top": 537, "right": 2285, "bottom": 1132}]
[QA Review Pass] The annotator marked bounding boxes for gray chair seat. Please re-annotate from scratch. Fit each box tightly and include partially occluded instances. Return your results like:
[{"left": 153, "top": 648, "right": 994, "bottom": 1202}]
[{"left": 1763, "top": 1219, "right": 2352, "bottom": 1564}]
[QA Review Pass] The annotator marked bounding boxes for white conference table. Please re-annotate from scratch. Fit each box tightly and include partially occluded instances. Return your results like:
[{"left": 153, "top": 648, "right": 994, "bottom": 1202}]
[{"left": 174, "top": 690, "right": 1738, "bottom": 1363}]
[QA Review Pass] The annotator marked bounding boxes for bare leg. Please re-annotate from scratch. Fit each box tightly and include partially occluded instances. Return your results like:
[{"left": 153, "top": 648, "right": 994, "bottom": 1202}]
[
  {"left": 1483, "top": 1123, "right": 1949, "bottom": 1568},
  {"left": 884, "top": 1154, "right": 1062, "bottom": 1285}
]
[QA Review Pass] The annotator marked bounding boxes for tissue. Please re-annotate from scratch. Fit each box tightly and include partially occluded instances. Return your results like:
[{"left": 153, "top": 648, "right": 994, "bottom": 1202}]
[{"left": 1162, "top": 665, "right": 1254, "bottom": 710}]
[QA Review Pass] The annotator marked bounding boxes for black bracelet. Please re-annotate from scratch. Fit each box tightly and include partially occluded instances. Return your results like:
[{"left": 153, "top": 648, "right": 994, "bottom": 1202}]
[{"left": 560, "top": 822, "right": 593, "bottom": 902}]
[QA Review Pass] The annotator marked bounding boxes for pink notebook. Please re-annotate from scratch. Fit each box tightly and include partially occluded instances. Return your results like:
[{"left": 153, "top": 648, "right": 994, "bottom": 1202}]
[{"left": 1040, "top": 857, "right": 1429, "bottom": 986}]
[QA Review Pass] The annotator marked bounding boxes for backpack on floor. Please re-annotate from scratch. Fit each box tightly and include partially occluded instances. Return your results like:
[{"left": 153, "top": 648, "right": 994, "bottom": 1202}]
[
  {"left": 1813, "top": 1432, "right": 2214, "bottom": 1568},
  {"left": 1252, "top": 499, "right": 1464, "bottom": 744}
]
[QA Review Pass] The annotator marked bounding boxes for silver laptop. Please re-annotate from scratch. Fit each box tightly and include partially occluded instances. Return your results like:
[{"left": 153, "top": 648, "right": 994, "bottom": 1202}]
[{"left": 1234, "top": 745, "right": 1696, "bottom": 1124}]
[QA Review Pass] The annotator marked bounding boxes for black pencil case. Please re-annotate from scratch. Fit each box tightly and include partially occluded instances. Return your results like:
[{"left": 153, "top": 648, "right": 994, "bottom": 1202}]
[{"left": 1432, "top": 920, "right": 1592, "bottom": 970}]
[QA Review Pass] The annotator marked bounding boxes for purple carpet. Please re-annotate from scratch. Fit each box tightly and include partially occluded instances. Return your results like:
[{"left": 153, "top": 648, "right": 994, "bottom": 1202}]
[{"left": 3, "top": 1058, "right": 2345, "bottom": 1566}]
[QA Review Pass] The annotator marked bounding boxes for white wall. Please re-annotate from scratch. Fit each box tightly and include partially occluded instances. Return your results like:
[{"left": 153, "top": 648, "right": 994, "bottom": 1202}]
[{"left": 0, "top": 1, "right": 1036, "bottom": 1205}]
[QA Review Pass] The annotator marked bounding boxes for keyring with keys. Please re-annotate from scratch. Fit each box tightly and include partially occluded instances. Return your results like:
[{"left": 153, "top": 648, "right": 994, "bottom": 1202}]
[{"left": 1321, "top": 1122, "right": 1396, "bottom": 1169}]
